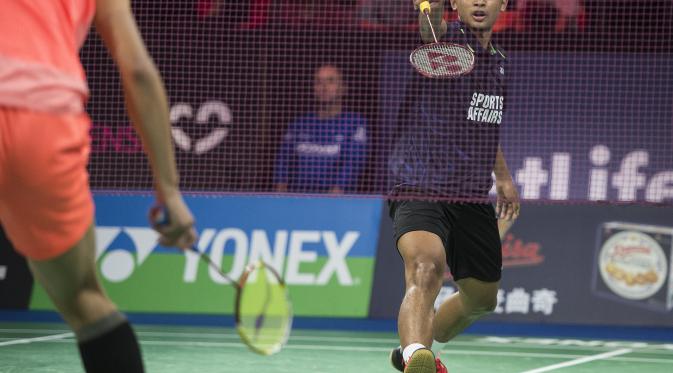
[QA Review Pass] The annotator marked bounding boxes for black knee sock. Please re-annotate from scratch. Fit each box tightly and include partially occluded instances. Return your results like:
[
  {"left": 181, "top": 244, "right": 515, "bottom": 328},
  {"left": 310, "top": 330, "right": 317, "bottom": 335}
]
[{"left": 77, "top": 320, "right": 144, "bottom": 373}]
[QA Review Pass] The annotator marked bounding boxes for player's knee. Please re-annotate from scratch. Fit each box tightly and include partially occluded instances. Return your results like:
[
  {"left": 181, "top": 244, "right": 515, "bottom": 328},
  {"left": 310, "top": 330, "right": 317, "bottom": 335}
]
[
  {"left": 407, "top": 258, "right": 444, "bottom": 290},
  {"left": 56, "top": 287, "right": 116, "bottom": 330},
  {"left": 468, "top": 293, "right": 498, "bottom": 316}
]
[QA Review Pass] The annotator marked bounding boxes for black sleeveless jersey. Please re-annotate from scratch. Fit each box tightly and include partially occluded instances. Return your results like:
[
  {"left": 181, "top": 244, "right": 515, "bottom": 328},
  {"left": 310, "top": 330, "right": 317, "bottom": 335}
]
[{"left": 389, "top": 21, "right": 507, "bottom": 201}]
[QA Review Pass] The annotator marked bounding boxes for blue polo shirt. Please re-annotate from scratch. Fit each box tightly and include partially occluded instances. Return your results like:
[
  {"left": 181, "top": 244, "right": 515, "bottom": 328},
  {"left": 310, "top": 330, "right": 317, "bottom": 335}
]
[
  {"left": 389, "top": 21, "right": 507, "bottom": 200},
  {"left": 274, "top": 112, "right": 367, "bottom": 193}
]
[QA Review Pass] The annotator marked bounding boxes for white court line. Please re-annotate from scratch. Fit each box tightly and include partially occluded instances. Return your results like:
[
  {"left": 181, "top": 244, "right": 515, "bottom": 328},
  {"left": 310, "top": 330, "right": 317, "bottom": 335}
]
[
  {"left": 0, "top": 332, "right": 73, "bottom": 347},
  {"left": 2, "top": 328, "right": 673, "bottom": 355},
  {"left": 520, "top": 348, "right": 633, "bottom": 373},
  {"left": 31, "top": 338, "right": 673, "bottom": 364}
]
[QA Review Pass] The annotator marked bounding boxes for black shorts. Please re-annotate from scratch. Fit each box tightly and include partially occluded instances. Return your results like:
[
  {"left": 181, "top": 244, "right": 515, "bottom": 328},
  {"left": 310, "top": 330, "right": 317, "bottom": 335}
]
[{"left": 388, "top": 200, "right": 502, "bottom": 282}]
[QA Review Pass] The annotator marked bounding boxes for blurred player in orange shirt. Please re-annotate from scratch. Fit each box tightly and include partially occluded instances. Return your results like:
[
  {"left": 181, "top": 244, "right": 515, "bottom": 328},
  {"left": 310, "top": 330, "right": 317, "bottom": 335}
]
[{"left": 0, "top": 1, "right": 196, "bottom": 372}]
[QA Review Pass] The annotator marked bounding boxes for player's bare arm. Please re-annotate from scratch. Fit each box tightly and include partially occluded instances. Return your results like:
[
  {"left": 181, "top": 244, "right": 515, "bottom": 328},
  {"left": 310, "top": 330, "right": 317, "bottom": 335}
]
[
  {"left": 494, "top": 145, "right": 520, "bottom": 220},
  {"left": 414, "top": 0, "right": 448, "bottom": 43},
  {"left": 94, "top": 0, "right": 195, "bottom": 248}
]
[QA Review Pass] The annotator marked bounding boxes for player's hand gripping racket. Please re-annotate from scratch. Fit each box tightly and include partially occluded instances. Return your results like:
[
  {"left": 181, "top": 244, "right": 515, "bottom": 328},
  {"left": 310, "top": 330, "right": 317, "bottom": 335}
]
[
  {"left": 150, "top": 206, "right": 293, "bottom": 355},
  {"left": 410, "top": 1, "right": 475, "bottom": 78}
]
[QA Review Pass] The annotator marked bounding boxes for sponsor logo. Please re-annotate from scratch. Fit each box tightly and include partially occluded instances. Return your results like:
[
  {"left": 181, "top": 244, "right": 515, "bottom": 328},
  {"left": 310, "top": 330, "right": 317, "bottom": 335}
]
[
  {"left": 428, "top": 51, "right": 462, "bottom": 73},
  {"left": 598, "top": 230, "right": 668, "bottom": 300},
  {"left": 295, "top": 143, "right": 340, "bottom": 157},
  {"left": 95, "top": 227, "right": 360, "bottom": 286},
  {"left": 514, "top": 145, "right": 673, "bottom": 203},
  {"left": 501, "top": 233, "right": 545, "bottom": 268},
  {"left": 170, "top": 101, "right": 232, "bottom": 154},
  {"left": 435, "top": 286, "right": 558, "bottom": 316},
  {"left": 91, "top": 101, "right": 233, "bottom": 155},
  {"left": 467, "top": 92, "right": 504, "bottom": 125},
  {"left": 95, "top": 227, "right": 159, "bottom": 283}
]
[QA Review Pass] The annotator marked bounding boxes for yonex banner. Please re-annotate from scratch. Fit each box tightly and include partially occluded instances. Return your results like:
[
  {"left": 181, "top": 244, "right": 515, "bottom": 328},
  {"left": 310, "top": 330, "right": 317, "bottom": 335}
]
[{"left": 29, "top": 195, "right": 382, "bottom": 317}]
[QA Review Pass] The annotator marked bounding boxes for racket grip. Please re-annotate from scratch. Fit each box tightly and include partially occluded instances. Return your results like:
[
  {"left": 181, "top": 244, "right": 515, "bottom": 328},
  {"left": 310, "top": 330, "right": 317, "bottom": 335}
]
[
  {"left": 149, "top": 205, "right": 169, "bottom": 228},
  {"left": 419, "top": 1, "right": 431, "bottom": 14}
]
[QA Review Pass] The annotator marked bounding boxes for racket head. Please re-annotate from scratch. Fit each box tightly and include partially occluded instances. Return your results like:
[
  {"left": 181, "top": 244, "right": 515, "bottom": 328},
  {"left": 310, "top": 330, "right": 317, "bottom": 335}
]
[
  {"left": 410, "top": 42, "right": 475, "bottom": 79},
  {"left": 235, "top": 261, "right": 293, "bottom": 355}
]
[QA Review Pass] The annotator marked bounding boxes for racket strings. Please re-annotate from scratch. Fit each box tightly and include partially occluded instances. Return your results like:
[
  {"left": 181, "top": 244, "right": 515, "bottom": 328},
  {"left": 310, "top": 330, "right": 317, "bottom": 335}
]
[
  {"left": 411, "top": 43, "right": 475, "bottom": 78},
  {"left": 237, "top": 263, "right": 292, "bottom": 355}
]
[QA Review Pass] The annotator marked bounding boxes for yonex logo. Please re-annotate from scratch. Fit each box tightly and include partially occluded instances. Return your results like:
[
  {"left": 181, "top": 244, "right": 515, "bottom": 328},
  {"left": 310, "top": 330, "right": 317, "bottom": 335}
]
[
  {"left": 95, "top": 227, "right": 360, "bottom": 286},
  {"left": 428, "top": 51, "right": 462, "bottom": 73},
  {"left": 183, "top": 229, "right": 360, "bottom": 286},
  {"left": 95, "top": 227, "right": 159, "bottom": 283}
]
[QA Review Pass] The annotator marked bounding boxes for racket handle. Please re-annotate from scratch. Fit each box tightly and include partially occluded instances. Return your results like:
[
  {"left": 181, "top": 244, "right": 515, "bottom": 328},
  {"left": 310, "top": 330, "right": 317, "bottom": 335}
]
[
  {"left": 149, "top": 205, "right": 169, "bottom": 228},
  {"left": 419, "top": 1, "right": 431, "bottom": 14},
  {"left": 149, "top": 205, "right": 200, "bottom": 254}
]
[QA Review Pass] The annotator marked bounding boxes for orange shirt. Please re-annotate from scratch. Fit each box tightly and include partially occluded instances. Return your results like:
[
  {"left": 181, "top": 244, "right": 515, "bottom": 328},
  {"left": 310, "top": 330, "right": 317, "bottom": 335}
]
[{"left": 0, "top": 0, "right": 96, "bottom": 114}]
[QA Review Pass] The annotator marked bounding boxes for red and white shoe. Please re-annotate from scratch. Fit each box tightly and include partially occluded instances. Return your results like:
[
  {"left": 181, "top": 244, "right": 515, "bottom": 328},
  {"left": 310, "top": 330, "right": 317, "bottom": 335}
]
[
  {"left": 403, "top": 349, "right": 437, "bottom": 373},
  {"left": 391, "top": 346, "right": 449, "bottom": 373},
  {"left": 435, "top": 357, "right": 448, "bottom": 373}
]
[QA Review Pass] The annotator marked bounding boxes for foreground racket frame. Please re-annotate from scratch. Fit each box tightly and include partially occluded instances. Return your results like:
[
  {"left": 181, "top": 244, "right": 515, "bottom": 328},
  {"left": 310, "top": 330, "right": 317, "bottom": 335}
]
[
  {"left": 150, "top": 206, "right": 293, "bottom": 355},
  {"left": 410, "top": 42, "right": 475, "bottom": 79},
  {"left": 410, "top": 1, "right": 475, "bottom": 79},
  {"left": 233, "top": 260, "right": 293, "bottom": 355}
]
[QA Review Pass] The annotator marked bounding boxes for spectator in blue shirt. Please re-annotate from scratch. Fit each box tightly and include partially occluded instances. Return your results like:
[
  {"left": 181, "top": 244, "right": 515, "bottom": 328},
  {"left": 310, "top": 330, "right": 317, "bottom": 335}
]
[{"left": 274, "top": 64, "right": 367, "bottom": 194}]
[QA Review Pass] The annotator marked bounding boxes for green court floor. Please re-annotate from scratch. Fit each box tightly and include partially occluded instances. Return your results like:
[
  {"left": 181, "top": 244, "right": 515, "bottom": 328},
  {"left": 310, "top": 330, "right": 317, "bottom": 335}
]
[{"left": 1, "top": 322, "right": 672, "bottom": 372}]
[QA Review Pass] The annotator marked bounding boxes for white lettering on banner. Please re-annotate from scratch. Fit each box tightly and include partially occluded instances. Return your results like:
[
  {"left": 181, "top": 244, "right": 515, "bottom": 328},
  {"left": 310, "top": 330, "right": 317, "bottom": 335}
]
[
  {"left": 183, "top": 229, "right": 217, "bottom": 282},
  {"left": 181, "top": 229, "right": 360, "bottom": 286},
  {"left": 589, "top": 145, "right": 611, "bottom": 200},
  {"left": 612, "top": 150, "right": 649, "bottom": 201},
  {"left": 531, "top": 288, "right": 559, "bottom": 315},
  {"left": 286, "top": 231, "right": 320, "bottom": 285},
  {"left": 505, "top": 288, "right": 531, "bottom": 314},
  {"left": 435, "top": 286, "right": 559, "bottom": 316},
  {"left": 550, "top": 153, "right": 571, "bottom": 200},
  {"left": 645, "top": 171, "right": 673, "bottom": 202},
  {"left": 95, "top": 227, "right": 361, "bottom": 286},
  {"left": 249, "top": 230, "right": 288, "bottom": 281},
  {"left": 516, "top": 158, "right": 549, "bottom": 199},
  {"left": 208, "top": 229, "right": 248, "bottom": 284},
  {"left": 0, "top": 265, "right": 6, "bottom": 280},
  {"left": 317, "top": 232, "right": 359, "bottom": 285},
  {"left": 508, "top": 145, "right": 673, "bottom": 203}
]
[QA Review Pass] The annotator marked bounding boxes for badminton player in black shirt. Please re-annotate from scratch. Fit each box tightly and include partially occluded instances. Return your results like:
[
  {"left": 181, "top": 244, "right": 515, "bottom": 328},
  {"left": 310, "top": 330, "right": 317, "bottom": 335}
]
[{"left": 388, "top": 1, "right": 519, "bottom": 372}]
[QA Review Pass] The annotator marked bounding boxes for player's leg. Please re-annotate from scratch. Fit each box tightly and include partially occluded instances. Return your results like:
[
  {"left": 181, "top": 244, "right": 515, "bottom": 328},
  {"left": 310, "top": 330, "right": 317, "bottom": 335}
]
[
  {"left": 28, "top": 225, "right": 144, "bottom": 373},
  {"left": 431, "top": 216, "right": 511, "bottom": 342},
  {"left": 432, "top": 278, "right": 499, "bottom": 342},
  {"left": 398, "top": 230, "right": 446, "bottom": 348},
  {"left": 389, "top": 199, "right": 451, "bottom": 372},
  {"left": 0, "top": 109, "right": 144, "bottom": 373},
  {"left": 397, "top": 231, "right": 447, "bottom": 372},
  {"left": 431, "top": 203, "right": 502, "bottom": 345}
]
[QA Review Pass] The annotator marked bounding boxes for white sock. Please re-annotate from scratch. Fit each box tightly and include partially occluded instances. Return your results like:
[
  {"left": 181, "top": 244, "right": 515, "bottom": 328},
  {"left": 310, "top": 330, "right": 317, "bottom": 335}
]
[
  {"left": 402, "top": 343, "right": 427, "bottom": 363},
  {"left": 431, "top": 339, "right": 447, "bottom": 357}
]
